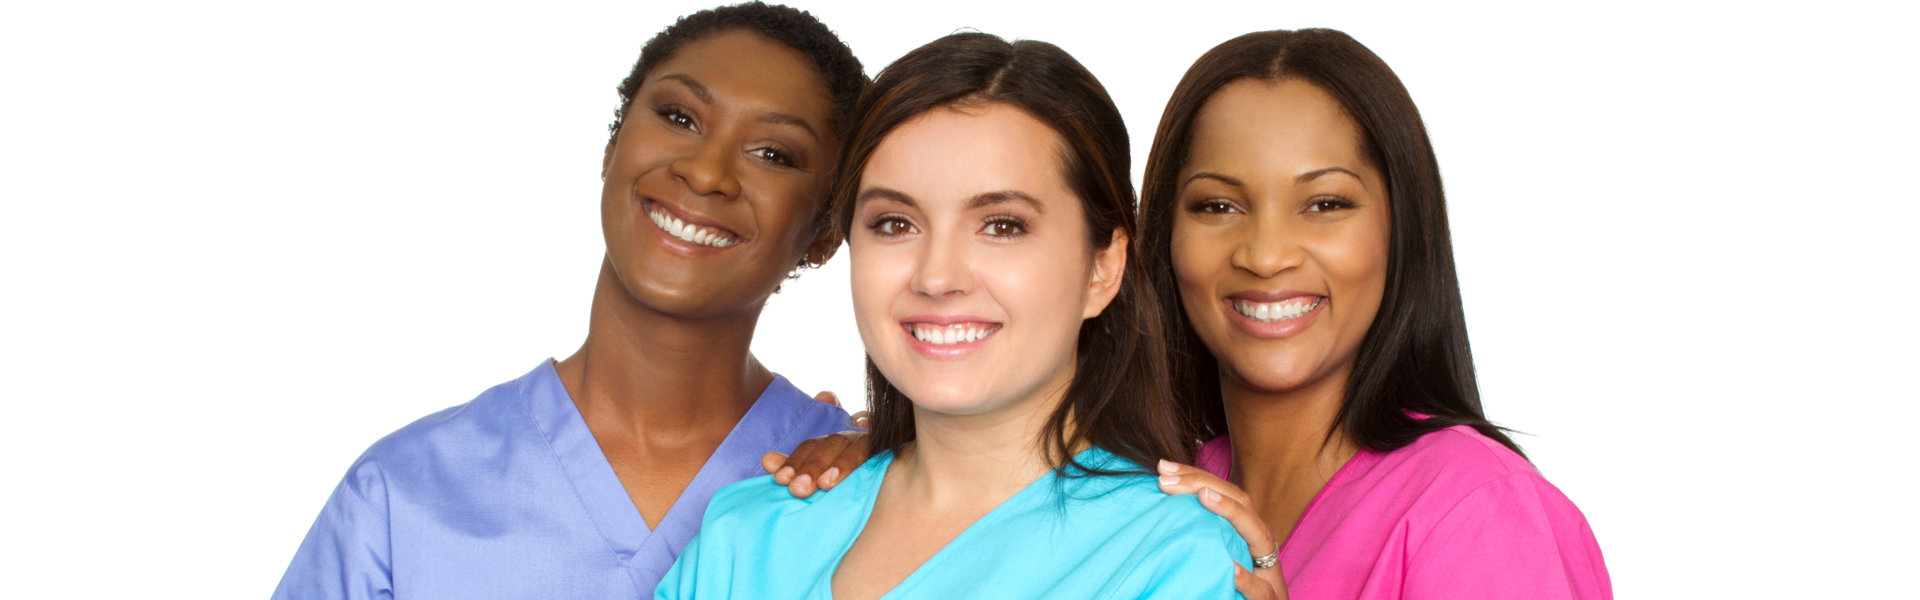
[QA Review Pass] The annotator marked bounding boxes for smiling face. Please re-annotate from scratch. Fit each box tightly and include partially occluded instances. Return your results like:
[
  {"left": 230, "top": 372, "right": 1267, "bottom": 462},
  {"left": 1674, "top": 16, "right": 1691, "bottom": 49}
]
[
  {"left": 1172, "top": 78, "right": 1392, "bottom": 396},
  {"left": 849, "top": 102, "right": 1125, "bottom": 419},
  {"left": 601, "top": 29, "right": 837, "bottom": 319}
]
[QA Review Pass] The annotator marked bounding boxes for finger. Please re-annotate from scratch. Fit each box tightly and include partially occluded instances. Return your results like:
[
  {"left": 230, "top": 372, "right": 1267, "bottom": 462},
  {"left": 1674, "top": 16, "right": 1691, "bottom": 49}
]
[
  {"left": 784, "top": 434, "right": 855, "bottom": 497},
  {"left": 773, "top": 438, "right": 827, "bottom": 485},
  {"left": 1196, "top": 486, "right": 1279, "bottom": 569},
  {"left": 850, "top": 411, "right": 871, "bottom": 429},
  {"left": 787, "top": 473, "right": 816, "bottom": 499},
  {"left": 1156, "top": 460, "right": 1256, "bottom": 507},
  {"left": 761, "top": 451, "right": 788, "bottom": 475},
  {"left": 813, "top": 391, "right": 840, "bottom": 407},
  {"left": 816, "top": 431, "right": 871, "bottom": 490},
  {"left": 1234, "top": 565, "right": 1283, "bottom": 600}
]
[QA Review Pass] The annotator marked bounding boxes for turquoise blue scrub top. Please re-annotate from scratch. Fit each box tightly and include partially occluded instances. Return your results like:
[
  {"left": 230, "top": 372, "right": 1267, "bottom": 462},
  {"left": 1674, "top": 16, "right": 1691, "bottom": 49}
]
[
  {"left": 657, "top": 447, "right": 1250, "bottom": 599},
  {"left": 272, "top": 361, "right": 852, "bottom": 599}
]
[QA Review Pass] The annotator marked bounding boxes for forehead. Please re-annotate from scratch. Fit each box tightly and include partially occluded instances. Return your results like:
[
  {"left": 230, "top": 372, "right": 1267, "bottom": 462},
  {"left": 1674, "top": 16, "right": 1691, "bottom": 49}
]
[
  {"left": 1186, "top": 78, "right": 1367, "bottom": 172},
  {"left": 861, "top": 103, "right": 1076, "bottom": 210},
  {"left": 643, "top": 29, "right": 833, "bottom": 124}
]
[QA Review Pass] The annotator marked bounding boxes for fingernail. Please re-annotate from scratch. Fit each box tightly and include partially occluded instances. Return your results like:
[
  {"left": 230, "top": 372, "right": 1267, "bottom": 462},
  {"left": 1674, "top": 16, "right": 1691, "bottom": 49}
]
[
  {"left": 1158, "top": 459, "right": 1176, "bottom": 474},
  {"left": 821, "top": 467, "right": 840, "bottom": 487},
  {"left": 1203, "top": 488, "right": 1221, "bottom": 502},
  {"left": 792, "top": 474, "right": 812, "bottom": 491},
  {"left": 1159, "top": 475, "right": 1179, "bottom": 485},
  {"left": 775, "top": 467, "right": 794, "bottom": 483}
]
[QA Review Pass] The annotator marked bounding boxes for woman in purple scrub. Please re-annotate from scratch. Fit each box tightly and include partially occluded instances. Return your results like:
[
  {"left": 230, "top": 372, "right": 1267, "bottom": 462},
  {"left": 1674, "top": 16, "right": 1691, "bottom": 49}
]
[{"left": 273, "top": 4, "right": 871, "bottom": 598}]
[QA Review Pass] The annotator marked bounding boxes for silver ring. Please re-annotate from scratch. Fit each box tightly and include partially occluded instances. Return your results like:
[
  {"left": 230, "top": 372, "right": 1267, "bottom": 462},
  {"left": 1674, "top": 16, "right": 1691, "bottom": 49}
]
[{"left": 1252, "top": 544, "right": 1279, "bottom": 569}]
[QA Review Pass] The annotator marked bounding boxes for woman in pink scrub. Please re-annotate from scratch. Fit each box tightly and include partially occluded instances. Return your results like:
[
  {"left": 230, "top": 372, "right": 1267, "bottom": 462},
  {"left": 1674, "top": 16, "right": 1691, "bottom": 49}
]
[{"left": 1142, "top": 29, "right": 1612, "bottom": 599}]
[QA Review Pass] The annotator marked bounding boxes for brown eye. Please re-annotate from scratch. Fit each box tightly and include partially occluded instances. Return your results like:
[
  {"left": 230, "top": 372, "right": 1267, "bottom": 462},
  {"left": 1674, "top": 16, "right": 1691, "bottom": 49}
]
[
  {"left": 656, "top": 107, "right": 697, "bottom": 132},
  {"left": 1304, "top": 197, "right": 1357, "bottom": 213},
  {"left": 1188, "top": 199, "right": 1239, "bottom": 214},
  {"left": 869, "top": 216, "right": 916, "bottom": 237},
  {"left": 981, "top": 218, "right": 1026, "bottom": 238}
]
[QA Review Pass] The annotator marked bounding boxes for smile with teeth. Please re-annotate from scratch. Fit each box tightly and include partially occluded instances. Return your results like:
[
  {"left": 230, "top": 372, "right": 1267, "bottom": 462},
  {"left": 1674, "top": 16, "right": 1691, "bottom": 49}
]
[
  {"left": 646, "top": 201, "right": 739, "bottom": 248},
  {"left": 1233, "top": 297, "right": 1323, "bottom": 322},
  {"left": 908, "top": 323, "right": 1001, "bottom": 345}
]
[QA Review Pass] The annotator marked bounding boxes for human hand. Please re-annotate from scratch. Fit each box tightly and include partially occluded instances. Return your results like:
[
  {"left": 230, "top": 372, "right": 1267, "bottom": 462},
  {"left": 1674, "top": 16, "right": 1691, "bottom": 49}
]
[
  {"left": 1157, "top": 460, "right": 1287, "bottom": 600},
  {"left": 758, "top": 391, "right": 872, "bottom": 499}
]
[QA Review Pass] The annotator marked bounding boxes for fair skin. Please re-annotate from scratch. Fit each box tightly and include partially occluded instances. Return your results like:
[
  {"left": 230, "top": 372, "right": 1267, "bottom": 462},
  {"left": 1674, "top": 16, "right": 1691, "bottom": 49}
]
[
  {"left": 1156, "top": 77, "right": 1391, "bottom": 600},
  {"left": 828, "top": 101, "right": 1126, "bottom": 600},
  {"left": 553, "top": 28, "right": 841, "bottom": 529}
]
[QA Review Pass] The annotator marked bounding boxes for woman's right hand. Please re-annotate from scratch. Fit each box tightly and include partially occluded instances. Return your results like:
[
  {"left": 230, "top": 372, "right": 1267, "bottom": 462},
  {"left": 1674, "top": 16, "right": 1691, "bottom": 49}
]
[
  {"left": 1157, "top": 460, "right": 1288, "bottom": 600},
  {"left": 759, "top": 391, "right": 873, "bottom": 499}
]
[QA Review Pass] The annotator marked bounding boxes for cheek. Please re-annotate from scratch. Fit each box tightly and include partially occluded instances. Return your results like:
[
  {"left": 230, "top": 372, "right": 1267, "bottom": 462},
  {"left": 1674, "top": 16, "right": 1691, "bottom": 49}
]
[
  {"left": 848, "top": 243, "right": 909, "bottom": 337},
  {"left": 1323, "top": 216, "right": 1392, "bottom": 321},
  {"left": 1170, "top": 221, "right": 1227, "bottom": 315},
  {"left": 983, "top": 240, "right": 1094, "bottom": 333}
]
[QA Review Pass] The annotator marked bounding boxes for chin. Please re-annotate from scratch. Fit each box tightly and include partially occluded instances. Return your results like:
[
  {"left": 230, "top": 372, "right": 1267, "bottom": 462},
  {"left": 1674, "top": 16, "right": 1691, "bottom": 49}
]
[
  {"left": 1221, "top": 355, "right": 1329, "bottom": 395},
  {"left": 892, "top": 379, "right": 999, "bottom": 416}
]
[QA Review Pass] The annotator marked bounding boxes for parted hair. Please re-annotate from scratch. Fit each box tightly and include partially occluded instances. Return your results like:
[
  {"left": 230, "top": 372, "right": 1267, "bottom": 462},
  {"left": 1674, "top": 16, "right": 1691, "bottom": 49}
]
[
  {"left": 1138, "top": 29, "right": 1523, "bottom": 456},
  {"left": 832, "top": 32, "right": 1190, "bottom": 473}
]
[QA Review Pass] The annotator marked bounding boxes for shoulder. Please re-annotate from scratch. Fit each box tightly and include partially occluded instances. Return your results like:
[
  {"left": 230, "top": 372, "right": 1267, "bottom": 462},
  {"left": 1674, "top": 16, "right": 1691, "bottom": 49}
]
[
  {"left": 701, "top": 474, "right": 808, "bottom": 527},
  {"left": 1061, "top": 452, "right": 1249, "bottom": 558},
  {"left": 1372, "top": 424, "right": 1539, "bottom": 494},
  {"left": 339, "top": 363, "right": 554, "bottom": 501},
  {"left": 757, "top": 374, "right": 854, "bottom": 445},
  {"left": 706, "top": 449, "right": 886, "bottom": 528}
]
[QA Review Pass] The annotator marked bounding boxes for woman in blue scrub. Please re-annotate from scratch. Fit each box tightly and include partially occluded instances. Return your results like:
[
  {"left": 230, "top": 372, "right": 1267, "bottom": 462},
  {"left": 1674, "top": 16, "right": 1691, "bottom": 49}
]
[
  {"left": 657, "top": 32, "right": 1249, "bottom": 599},
  {"left": 273, "top": 4, "right": 872, "bottom": 598}
]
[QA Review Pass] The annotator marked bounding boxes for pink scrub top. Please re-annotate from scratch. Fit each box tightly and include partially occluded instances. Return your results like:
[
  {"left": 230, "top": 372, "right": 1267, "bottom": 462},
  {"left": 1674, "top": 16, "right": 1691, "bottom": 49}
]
[{"left": 1197, "top": 425, "right": 1612, "bottom": 599}]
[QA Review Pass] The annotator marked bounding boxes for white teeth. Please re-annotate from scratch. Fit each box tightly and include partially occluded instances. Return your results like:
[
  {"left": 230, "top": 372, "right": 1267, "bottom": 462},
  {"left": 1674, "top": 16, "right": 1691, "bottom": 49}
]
[
  {"left": 646, "top": 203, "right": 737, "bottom": 248},
  {"left": 910, "top": 323, "right": 998, "bottom": 345},
  {"left": 1233, "top": 297, "right": 1321, "bottom": 323}
]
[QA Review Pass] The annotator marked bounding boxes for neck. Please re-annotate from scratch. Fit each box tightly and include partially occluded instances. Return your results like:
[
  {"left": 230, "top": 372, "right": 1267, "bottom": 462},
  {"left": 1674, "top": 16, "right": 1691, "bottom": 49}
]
[
  {"left": 1220, "top": 366, "right": 1360, "bottom": 533},
  {"left": 553, "top": 258, "right": 773, "bottom": 441},
  {"left": 889, "top": 369, "right": 1074, "bottom": 513}
]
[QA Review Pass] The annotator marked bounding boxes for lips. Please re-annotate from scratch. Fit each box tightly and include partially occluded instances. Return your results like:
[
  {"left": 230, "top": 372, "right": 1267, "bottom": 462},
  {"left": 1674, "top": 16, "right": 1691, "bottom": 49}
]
[
  {"left": 644, "top": 199, "right": 740, "bottom": 248},
  {"left": 907, "top": 322, "right": 1001, "bottom": 345},
  {"left": 1231, "top": 296, "right": 1322, "bottom": 323},
  {"left": 899, "top": 318, "right": 1002, "bottom": 358},
  {"left": 1222, "top": 291, "right": 1325, "bottom": 339}
]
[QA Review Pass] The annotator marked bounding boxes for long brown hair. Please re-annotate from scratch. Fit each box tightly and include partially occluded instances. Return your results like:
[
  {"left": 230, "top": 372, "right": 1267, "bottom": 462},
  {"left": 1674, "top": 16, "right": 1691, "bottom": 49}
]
[
  {"left": 833, "top": 32, "right": 1189, "bottom": 473},
  {"left": 1139, "top": 29, "right": 1523, "bottom": 456}
]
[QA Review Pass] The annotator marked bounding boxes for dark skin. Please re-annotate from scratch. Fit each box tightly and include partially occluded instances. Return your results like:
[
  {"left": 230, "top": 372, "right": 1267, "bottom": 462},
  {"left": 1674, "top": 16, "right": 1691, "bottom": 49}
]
[
  {"left": 763, "top": 392, "right": 870, "bottom": 497},
  {"left": 557, "top": 29, "right": 844, "bottom": 528}
]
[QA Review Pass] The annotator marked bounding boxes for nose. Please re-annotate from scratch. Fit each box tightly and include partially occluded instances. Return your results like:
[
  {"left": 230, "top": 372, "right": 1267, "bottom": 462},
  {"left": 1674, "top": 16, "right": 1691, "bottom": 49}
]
[
  {"left": 910, "top": 230, "right": 972, "bottom": 299},
  {"left": 1230, "top": 211, "right": 1304, "bottom": 279},
  {"left": 668, "top": 140, "right": 741, "bottom": 199}
]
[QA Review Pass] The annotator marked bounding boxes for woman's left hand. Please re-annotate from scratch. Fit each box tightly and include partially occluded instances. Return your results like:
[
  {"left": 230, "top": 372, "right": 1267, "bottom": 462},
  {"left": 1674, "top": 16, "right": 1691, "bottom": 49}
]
[{"left": 1157, "top": 460, "right": 1288, "bottom": 600}]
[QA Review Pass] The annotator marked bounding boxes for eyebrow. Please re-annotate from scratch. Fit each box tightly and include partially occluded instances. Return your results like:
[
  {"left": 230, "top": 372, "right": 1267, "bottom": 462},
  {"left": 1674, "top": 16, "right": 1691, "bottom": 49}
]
[
  {"left": 855, "top": 188, "right": 1046, "bottom": 213},
  {"left": 655, "top": 74, "right": 712, "bottom": 103},
  {"left": 1295, "top": 166, "right": 1362, "bottom": 183},
  {"left": 1183, "top": 172, "right": 1244, "bottom": 188},
  {"left": 760, "top": 112, "right": 822, "bottom": 144},
  {"left": 654, "top": 73, "right": 821, "bottom": 143},
  {"left": 1182, "top": 167, "right": 1363, "bottom": 188}
]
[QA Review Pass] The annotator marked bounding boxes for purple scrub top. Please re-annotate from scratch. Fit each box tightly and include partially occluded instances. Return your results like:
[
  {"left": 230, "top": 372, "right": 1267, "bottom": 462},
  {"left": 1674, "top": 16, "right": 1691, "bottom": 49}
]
[{"left": 273, "top": 361, "right": 851, "bottom": 598}]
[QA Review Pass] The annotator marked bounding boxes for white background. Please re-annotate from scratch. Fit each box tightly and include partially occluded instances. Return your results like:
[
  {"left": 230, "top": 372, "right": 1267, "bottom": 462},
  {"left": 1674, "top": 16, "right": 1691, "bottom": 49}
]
[{"left": 2, "top": 0, "right": 1914, "bottom": 597}]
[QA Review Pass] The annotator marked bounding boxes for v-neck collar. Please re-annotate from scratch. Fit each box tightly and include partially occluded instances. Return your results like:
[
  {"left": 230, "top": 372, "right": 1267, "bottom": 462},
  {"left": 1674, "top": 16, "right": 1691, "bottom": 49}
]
[
  {"left": 521, "top": 361, "right": 816, "bottom": 584},
  {"left": 812, "top": 447, "right": 1121, "bottom": 599}
]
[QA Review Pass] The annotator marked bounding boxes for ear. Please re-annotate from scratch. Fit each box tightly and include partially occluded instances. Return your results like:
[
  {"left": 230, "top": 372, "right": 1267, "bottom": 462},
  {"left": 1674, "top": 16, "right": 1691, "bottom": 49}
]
[
  {"left": 601, "top": 139, "right": 616, "bottom": 180},
  {"left": 805, "top": 227, "right": 842, "bottom": 268},
  {"left": 1082, "top": 227, "right": 1128, "bottom": 320}
]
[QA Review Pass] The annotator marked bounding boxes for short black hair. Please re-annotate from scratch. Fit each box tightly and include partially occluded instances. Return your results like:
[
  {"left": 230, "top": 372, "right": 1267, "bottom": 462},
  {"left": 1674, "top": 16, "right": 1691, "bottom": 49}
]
[{"left": 606, "top": 2, "right": 867, "bottom": 153}]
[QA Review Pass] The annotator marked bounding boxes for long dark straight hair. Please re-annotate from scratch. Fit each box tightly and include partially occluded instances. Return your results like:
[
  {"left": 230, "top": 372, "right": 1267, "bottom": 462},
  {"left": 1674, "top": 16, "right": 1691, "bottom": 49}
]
[
  {"left": 833, "top": 32, "right": 1190, "bottom": 472},
  {"left": 1139, "top": 29, "right": 1522, "bottom": 456}
]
